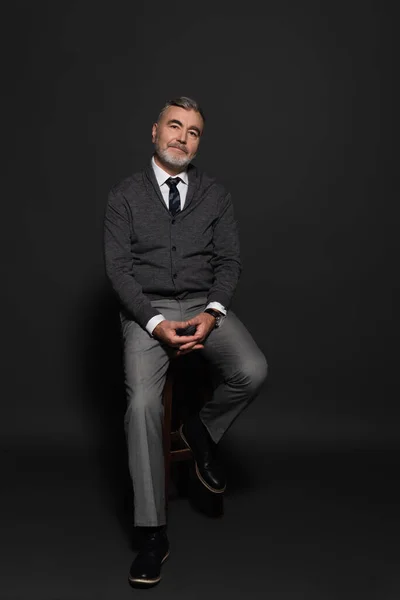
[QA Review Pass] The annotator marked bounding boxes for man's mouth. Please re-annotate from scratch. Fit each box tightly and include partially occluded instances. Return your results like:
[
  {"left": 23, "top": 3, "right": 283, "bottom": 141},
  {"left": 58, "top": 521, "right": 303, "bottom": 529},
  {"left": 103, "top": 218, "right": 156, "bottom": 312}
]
[{"left": 168, "top": 145, "right": 187, "bottom": 154}]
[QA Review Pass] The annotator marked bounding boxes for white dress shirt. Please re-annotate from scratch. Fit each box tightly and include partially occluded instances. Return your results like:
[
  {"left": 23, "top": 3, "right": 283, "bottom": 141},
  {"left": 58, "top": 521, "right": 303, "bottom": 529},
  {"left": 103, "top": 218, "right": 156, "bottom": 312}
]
[{"left": 145, "top": 157, "right": 226, "bottom": 336}]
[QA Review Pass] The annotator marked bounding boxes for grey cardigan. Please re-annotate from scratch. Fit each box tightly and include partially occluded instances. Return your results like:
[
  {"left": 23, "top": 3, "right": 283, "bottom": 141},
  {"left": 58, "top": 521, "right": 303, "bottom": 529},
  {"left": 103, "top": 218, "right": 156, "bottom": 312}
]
[{"left": 104, "top": 161, "right": 241, "bottom": 329}]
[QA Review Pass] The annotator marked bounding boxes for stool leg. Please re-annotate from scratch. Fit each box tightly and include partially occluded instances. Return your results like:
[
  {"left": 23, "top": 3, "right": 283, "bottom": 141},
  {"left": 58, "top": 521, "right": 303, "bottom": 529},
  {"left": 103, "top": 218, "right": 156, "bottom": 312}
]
[{"left": 162, "top": 370, "right": 173, "bottom": 513}]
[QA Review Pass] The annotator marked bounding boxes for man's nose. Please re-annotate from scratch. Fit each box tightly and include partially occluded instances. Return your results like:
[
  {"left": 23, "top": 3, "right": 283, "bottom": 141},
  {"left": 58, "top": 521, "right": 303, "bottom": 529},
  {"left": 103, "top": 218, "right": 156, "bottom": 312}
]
[{"left": 176, "top": 130, "right": 188, "bottom": 144}]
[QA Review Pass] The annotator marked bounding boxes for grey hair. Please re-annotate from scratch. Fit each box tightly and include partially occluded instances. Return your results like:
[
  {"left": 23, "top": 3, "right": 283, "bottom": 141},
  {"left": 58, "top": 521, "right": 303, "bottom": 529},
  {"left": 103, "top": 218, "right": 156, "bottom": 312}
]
[{"left": 157, "top": 96, "right": 206, "bottom": 124}]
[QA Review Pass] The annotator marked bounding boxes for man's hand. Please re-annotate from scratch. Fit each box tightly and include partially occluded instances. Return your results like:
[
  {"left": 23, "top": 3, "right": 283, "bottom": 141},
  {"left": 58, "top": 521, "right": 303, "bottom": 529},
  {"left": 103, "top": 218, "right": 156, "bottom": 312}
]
[
  {"left": 175, "top": 312, "right": 217, "bottom": 355},
  {"left": 152, "top": 319, "right": 204, "bottom": 355}
]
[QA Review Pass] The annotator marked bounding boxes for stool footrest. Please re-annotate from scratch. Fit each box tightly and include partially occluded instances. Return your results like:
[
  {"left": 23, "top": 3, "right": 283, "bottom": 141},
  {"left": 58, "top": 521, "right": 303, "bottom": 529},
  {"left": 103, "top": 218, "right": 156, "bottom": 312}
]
[
  {"left": 170, "top": 430, "right": 192, "bottom": 461},
  {"left": 170, "top": 448, "right": 192, "bottom": 462}
]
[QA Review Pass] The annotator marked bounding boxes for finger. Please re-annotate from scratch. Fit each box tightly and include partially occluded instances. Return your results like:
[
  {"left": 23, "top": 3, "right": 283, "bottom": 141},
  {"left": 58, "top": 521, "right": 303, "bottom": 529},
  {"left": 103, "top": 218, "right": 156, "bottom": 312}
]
[
  {"left": 172, "top": 334, "right": 198, "bottom": 344},
  {"left": 177, "top": 346, "right": 204, "bottom": 356},
  {"left": 177, "top": 341, "right": 197, "bottom": 351},
  {"left": 172, "top": 320, "right": 191, "bottom": 329},
  {"left": 179, "top": 339, "right": 204, "bottom": 349},
  {"left": 176, "top": 347, "right": 195, "bottom": 356},
  {"left": 175, "top": 317, "right": 200, "bottom": 329},
  {"left": 178, "top": 343, "right": 204, "bottom": 352}
]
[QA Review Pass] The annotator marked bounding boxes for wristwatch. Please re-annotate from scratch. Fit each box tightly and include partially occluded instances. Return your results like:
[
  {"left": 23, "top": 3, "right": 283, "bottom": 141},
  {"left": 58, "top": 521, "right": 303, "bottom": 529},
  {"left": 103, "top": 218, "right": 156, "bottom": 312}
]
[{"left": 204, "top": 308, "right": 223, "bottom": 328}]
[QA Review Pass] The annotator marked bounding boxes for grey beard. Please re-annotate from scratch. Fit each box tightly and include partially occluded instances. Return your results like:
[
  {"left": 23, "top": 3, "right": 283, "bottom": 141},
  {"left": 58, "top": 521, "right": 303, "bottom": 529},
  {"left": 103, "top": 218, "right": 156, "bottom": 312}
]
[{"left": 155, "top": 144, "right": 194, "bottom": 170}]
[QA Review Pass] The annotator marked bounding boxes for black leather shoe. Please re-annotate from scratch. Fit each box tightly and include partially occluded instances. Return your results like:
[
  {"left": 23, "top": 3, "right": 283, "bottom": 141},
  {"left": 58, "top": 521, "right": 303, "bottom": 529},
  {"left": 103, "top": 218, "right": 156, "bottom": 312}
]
[
  {"left": 128, "top": 528, "right": 169, "bottom": 588},
  {"left": 180, "top": 414, "right": 226, "bottom": 493}
]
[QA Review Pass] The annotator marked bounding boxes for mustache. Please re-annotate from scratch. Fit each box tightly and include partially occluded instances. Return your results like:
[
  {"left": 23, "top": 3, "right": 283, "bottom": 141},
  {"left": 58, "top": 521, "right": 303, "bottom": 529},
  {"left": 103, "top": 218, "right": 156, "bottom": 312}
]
[{"left": 168, "top": 144, "right": 188, "bottom": 154}]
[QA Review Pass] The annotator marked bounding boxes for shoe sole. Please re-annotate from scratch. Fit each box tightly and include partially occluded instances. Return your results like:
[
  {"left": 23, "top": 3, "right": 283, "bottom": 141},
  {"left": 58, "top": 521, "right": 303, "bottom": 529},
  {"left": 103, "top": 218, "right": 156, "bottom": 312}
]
[
  {"left": 179, "top": 425, "right": 226, "bottom": 494},
  {"left": 128, "top": 550, "right": 170, "bottom": 587}
]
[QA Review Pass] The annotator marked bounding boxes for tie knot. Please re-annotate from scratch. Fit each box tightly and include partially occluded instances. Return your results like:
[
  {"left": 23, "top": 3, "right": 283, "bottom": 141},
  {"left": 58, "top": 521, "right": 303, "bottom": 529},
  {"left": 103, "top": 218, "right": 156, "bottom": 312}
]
[{"left": 166, "top": 177, "right": 180, "bottom": 189}]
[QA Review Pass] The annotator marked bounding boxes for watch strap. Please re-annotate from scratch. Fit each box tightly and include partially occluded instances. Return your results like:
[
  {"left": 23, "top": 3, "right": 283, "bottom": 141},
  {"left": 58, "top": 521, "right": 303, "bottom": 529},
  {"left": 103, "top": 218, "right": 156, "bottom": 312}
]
[{"left": 204, "top": 308, "right": 222, "bottom": 327}]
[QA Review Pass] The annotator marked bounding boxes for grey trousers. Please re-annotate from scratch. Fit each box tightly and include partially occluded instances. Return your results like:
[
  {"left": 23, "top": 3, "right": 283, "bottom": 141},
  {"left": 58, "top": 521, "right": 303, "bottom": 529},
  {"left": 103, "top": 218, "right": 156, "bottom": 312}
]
[{"left": 120, "top": 296, "right": 268, "bottom": 526}]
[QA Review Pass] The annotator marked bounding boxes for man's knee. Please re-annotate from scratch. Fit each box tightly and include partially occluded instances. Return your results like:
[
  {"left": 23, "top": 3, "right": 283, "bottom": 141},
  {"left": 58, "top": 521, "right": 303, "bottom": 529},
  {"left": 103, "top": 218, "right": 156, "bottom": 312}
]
[
  {"left": 124, "top": 392, "right": 163, "bottom": 426},
  {"left": 240, "top": 352, "right": 268, "bottom": 393}
]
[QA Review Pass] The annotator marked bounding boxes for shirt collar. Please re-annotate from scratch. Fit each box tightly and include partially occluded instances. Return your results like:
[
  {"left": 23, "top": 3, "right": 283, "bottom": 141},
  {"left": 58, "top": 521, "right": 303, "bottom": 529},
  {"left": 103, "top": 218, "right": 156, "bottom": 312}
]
[{"left": 151, "top": 155, "right": 188, "bottom": 187}]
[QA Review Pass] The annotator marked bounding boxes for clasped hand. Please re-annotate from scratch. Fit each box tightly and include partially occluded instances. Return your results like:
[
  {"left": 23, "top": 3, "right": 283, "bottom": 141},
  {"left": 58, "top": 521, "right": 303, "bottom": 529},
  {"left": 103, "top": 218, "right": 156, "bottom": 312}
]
[{"left": 152, "top": 312, "right": 216, "bottom": 356}]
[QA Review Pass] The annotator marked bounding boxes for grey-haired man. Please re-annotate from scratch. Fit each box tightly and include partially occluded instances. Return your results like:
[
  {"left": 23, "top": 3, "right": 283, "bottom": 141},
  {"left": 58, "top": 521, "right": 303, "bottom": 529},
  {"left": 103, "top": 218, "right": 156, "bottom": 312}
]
[{"left": 104, "top": 96, "right": 268, "bottom": 587}]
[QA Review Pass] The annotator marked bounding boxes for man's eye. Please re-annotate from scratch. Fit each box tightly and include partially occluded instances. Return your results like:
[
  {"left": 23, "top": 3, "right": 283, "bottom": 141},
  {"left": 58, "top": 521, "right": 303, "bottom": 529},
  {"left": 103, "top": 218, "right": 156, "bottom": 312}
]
[{"left": 189, "top": 131, "right": 198, "bottom": 137}]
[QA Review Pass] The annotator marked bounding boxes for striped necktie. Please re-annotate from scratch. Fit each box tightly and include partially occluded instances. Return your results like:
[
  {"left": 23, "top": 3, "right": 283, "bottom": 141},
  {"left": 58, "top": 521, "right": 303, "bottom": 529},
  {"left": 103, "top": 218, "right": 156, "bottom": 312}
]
[{"left": 165, "top": 177, "right": 181, "bottom": 216}]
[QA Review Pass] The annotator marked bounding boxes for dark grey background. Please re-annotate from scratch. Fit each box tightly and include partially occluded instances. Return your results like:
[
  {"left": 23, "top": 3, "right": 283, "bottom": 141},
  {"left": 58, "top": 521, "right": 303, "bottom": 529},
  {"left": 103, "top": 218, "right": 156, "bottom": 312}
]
[
  {"left": 1, "top": 2, "right": 398, "bottom": 599},
  {"left": 2, "top": 1, "right": 396, "bottom": 448}
]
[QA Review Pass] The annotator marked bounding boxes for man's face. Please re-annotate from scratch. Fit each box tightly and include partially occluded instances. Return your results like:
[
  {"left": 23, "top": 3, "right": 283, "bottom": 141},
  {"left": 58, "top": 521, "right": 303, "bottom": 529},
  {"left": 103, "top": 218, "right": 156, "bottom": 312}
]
[{"left": 152, "top": 106, "right": 204, "bottom": 172}]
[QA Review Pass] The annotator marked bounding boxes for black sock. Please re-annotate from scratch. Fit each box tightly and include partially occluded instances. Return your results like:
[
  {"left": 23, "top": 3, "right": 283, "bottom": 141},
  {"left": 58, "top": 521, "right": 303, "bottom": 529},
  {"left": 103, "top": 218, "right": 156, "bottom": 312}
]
[{"left": 136, "top": 525, "right": 165, "bottom": 535}]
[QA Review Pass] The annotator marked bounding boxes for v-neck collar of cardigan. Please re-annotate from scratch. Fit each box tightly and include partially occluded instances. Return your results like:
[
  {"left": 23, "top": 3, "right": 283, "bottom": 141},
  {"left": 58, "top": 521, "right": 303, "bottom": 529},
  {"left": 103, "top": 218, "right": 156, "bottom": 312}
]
[{"left": 144, "top": 159, "right": 199, "bottom": 215}]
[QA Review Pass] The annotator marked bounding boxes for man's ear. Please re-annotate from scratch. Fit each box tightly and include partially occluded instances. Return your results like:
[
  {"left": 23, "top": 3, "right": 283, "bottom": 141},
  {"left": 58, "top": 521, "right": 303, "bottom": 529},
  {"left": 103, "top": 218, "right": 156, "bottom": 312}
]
[{"left": 151, "top": 123, "right": 158, "bottom": 143}]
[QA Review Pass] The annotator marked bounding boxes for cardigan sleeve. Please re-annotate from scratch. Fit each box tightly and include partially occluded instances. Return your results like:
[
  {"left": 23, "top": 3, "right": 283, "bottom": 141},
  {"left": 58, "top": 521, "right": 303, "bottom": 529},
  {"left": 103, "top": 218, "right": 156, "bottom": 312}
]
[
  {"left": 103, "top": 188, "right": 162, "bottom": 329},
  {"left": 207, "top": 192, "right": 242, "bottom": 309}
]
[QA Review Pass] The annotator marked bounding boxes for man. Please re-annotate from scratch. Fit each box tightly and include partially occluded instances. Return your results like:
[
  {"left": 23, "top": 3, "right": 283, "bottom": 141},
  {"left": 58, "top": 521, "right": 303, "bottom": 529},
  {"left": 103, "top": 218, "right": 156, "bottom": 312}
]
[{"left": 104, "top": 96, "right": 268, "bottom": 587}]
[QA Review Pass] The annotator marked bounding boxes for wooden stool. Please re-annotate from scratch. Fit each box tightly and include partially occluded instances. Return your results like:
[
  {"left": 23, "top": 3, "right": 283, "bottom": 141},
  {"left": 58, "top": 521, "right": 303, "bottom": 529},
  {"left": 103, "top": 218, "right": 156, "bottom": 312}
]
[{"left": 162, "top": 354, "right": 213, "bottom": 509}]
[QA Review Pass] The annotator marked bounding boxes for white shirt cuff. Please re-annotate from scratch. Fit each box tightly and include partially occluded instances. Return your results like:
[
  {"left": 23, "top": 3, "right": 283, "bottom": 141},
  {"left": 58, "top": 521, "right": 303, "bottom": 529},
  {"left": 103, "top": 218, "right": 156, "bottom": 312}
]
[
  {"left": 206, "top": 301, "right": 226, "bottom": 316},
  {"left": 146, "top": 314, "right": 166, "bottom": 336}
]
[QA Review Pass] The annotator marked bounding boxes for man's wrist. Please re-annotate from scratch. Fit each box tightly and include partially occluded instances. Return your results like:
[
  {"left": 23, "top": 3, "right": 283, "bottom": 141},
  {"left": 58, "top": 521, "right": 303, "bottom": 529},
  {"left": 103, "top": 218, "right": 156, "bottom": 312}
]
[
  {"left": 203, "top": 308, "right": 223, "bottom": 327},
  {"left": 146, "top": 314, "right": 166, "bottom": 336}
]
